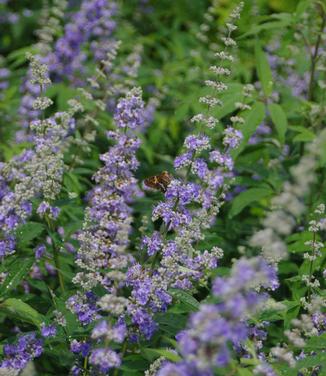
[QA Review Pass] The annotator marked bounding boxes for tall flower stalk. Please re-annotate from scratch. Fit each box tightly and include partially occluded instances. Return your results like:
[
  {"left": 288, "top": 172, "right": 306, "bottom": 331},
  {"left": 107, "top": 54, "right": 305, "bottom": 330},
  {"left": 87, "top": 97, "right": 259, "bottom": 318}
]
[
  {"left": 126, "top": 2, "right": 247, "bottom": 340},
  {"left": 17, "top": 0, "right": 68, "bottom": 142},
  {"left": 0, "top": 54, "right": 79, "bottom": 283},
  {"left": 157, "top": 257, "right": 278, "bottom": 375},
  {"left": 250, "top": 129, "right": 326, "bottom": 265},
  {"left": 51, "top": 0, "right": 118, "bottom": 82},
  {"left": 67, "top": 88, "right": 146, "bottom": 374}
]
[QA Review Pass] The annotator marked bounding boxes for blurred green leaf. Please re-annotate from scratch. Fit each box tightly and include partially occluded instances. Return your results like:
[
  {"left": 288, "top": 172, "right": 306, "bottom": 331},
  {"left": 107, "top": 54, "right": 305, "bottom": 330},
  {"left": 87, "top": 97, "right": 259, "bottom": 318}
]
[
  {"left": 0, "top": 298, "right": 44, "bottom": 328},
  {"left": 255, "top": 41, "right": 273, "bottom": 97},
  {"left": 142, "top": 348, "right": 181, "bottom": 362},
  {"left": 305, "top": 334, "right": 326, "bottom": 351},
  {"left": 237, "top": 368, "right": 254, "bottom": 376},
  {"left": 240, "top": 18, "right": 292, "bottom": 39},
  {"left": 268, "top": 103, "right": 288, "bottom": 143},
  {"left": 289, "top": 126, "right": 315, "bottom": 142},
  {"left": 228, "top": 187, "right": 272, "bottom": 218},
  {"left": 16, "top": 222, "right": 45, "bottom": 247},
  {"left": 232, "top": 101, "right": 266, "bottom": 159},
  {"left": 296, "top": 352, "right": 326, "bottom": 370},
  {"left": 0, "top": 257, "right": 34, "bottom": 298},
  {"left": 169, "top": 288, "right": 200, "bottom": 311}
]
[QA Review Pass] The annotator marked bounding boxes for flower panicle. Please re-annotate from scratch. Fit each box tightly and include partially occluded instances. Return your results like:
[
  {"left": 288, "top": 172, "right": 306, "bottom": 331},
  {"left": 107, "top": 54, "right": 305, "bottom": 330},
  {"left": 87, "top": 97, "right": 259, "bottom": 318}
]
[{"left": 126, "top": 2, "right": 247, "bottom": 341}]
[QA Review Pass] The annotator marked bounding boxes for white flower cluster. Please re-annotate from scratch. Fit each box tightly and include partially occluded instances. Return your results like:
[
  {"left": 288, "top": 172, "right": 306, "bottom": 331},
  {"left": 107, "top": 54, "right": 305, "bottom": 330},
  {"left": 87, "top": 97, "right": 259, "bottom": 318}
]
[
  {"left": 272, "top": 295, "right": 325, "bottom": 369},
  {"left": 0, "top": 57, "right": 81, "bottom": 236},
  {"left": 145, "top": 357, "right": 166, "bottom": 376},
  {"left": 250, "top": 129, "right": 326, "bottom": 264},
  {"left": 35, "top": 0, "right": 67, "bottom": 54}
]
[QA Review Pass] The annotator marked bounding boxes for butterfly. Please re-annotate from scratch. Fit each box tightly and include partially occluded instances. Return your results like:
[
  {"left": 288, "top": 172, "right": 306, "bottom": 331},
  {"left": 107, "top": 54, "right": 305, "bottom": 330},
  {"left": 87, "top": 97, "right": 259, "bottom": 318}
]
[{"left": 144, "top": 171, "right": 172, "bottom": 193}]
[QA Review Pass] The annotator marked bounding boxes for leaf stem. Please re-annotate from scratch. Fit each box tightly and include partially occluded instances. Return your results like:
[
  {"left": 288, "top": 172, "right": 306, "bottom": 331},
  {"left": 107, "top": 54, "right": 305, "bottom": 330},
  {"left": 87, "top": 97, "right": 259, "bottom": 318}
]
[
  {"left": 307, "top": 231, "right": 316, "bottom": 303},
  {"left": 113, "top": 341, "right": 128, "bottom": 376},
  {"left": 52, "top": 244, "right": 65, "bottom": 293},
  {"left": 83, "top": 355, "right": 88, "bottom": 375},
  {"left": 46, "top": 216, "right": 65, "bottom": 293},
  {"left": 307, "top": 6, "right": 326, "bottom": 102}
]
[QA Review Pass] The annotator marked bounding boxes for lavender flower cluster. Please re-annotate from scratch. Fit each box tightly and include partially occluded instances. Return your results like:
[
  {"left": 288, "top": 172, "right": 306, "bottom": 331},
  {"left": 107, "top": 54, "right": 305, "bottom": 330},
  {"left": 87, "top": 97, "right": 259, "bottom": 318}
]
[
  {"left": 66, "top": 87, "right": 147, "bottom": 373},
  {"left": 51, "top": 0, "right": 117, "bottom": 80},
  {"left": 158, "top": 257, "right": 278, "bottom": 375}
]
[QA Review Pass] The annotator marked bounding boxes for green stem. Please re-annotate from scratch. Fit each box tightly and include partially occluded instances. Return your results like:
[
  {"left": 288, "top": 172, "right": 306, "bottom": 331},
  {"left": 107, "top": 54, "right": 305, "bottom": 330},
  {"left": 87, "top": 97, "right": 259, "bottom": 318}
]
[
  {"left": 46, "top": 216, "right": 65, "bottom": 293},
  {"left": 307, "top": 7, "right": 326, "bottom": 102},
  {"left": 150, "top": 251, "right": 160, "bottom": 269},
  {"left": 307, "top": 231, "right": 316, "bottom": 303},
  {"left": 83, "top": 355, "right": 88, "bottom": 375},
  {"left": 113, "top": 341, "right": 128, "bottom": 376},
  {"left": 52, "top": 245, "right": 65, "bottom": 293}
]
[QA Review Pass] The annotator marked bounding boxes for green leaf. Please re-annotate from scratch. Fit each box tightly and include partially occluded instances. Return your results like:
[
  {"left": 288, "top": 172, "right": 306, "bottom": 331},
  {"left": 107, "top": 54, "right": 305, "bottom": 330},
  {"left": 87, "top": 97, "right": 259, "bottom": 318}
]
[
  {"left": 240, "top": 18, "right": 292, "bottom": 39},
  {"left": 240, "top": 358, "right": 259, "bottom": 366},
  {"left": 319, "top": 130, "right": 326, "bottom": 166},
  {"left": 289, "top": 126, "right": 315, "bottom": 142},
  {"left": 16, "top": 222, "right": 45, "bottom": 247},
  {"left": 120, "top": 357, "right": 148, "bottom": 373},
  {"left": 268, "top": 103, "right": 288, "bottom": 143},
  {"left": 296, "top": 352, "right": 326, "bottom": 370},
  {"left": 214, "top": 91, "right": 243, "bottom": 120},
  {"left": 237, "top": 368, "right": 254, "bottom": 376},
  {"left": 284, "top": 302, "right": 300, "bottom": 329},
  {"left": 155, "top": 313, "right": 187, "bottom": 335},
  {"left": 142, "top": 348, "right": 181, "bottom": 362},
  {"left": 138, "top": 133, "right": 154, "bottom": 164},
  {"left": 278, "top": 261, "right": 298, "bottom": 274},
  {"left": 286, "top": 231, "right": 313, "bottom": 253},
  {"left": 295, "top": 0, "right": 310, "bottom": 17},
  {"left": 231, "top": 101, "right": 265, "bottom": 159},
  {"left": 273, "top": 363, "right": 297, "bottom": 376},
  {"left": 0, "top": 258, "right": 34, "bottom": 297},
  {"left": 0, "top": 298, "right": 44, "bottom": 328},
  {"left": 64, "top": 172, "right": 82, "bottom": 194},
  {"left": 255, "top": 41, "right": 273, "bottom": 97},
  {"left": 169, "top": 289, "right": 200, "bottom": 311},
  {"left": 46, "top": 83, "right": 79, "bottom": 111},
  {"left": 7, "top": 46, "right": 37, "bottom": 68},
  {"left": 228, "top": 188, "right": 272, "bottom": 218},
  {"left": 258, "top": 307, "right": 284, "bottom": 322},
  {"left": 305, "top": 334, "right": 326, "bottom": 351}
]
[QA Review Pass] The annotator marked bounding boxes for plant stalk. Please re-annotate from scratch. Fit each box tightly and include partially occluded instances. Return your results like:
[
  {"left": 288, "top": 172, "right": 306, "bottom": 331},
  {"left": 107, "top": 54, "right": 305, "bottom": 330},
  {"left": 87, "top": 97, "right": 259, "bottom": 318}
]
[{"left": 307, "top": 7, "right": 326, "bottom": 102}]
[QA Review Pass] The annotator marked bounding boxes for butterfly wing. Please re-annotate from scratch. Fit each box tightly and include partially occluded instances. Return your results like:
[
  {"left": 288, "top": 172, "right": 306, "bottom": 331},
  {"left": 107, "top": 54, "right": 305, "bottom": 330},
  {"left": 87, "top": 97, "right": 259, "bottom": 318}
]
[{"left": 144, "top": 171, "right": 172, "bottom": 192}]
